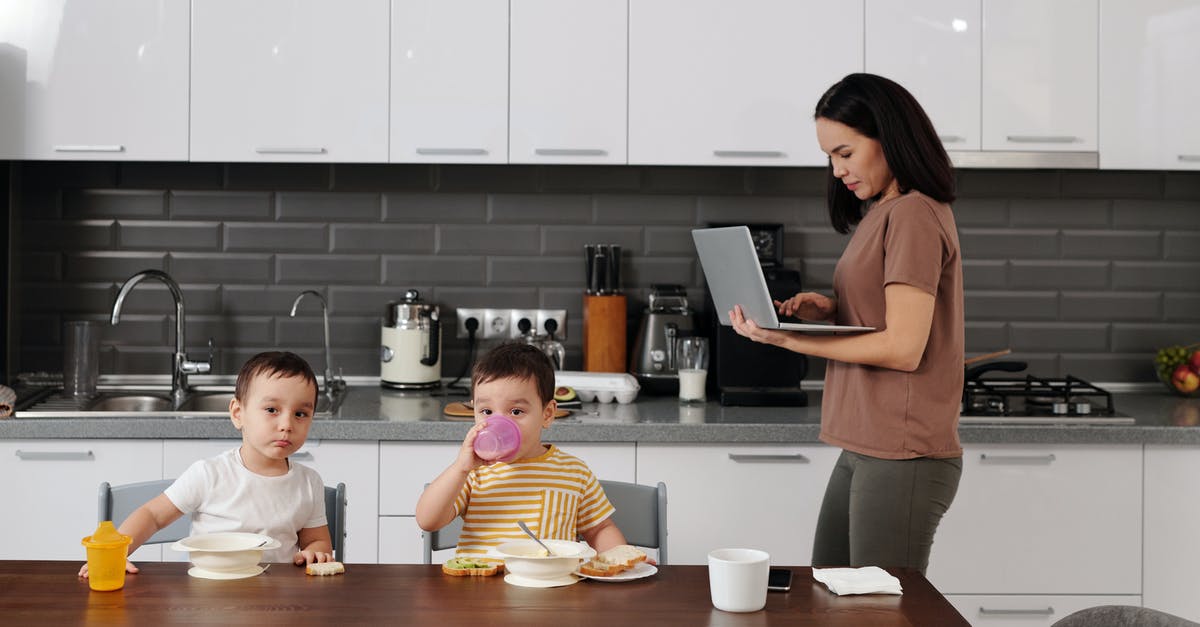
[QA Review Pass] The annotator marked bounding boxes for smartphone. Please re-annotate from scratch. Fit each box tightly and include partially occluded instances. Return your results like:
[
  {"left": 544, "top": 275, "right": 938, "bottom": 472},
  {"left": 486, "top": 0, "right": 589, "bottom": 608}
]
[{"left": 767, "top": 568, "right": 793, "bottom": 592}]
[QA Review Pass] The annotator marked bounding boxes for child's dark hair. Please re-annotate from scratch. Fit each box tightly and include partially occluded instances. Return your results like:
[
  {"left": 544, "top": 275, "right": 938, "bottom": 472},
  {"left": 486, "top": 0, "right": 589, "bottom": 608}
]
[
  {"left": 814, "top": 73, "right": 956, "bottom": 234},
  {"left": 471, "top": 342, "right": 555, "bottom": 406},
  {"left": 235, "top": 351, "right": 319, "bottom": 406}
]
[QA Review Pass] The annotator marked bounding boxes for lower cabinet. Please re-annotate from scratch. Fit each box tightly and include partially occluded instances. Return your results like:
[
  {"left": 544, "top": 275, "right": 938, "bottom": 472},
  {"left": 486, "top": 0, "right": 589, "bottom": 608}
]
[
  {"left": 1144, "top": 445, "right": 1200, "bottom": 622},
  {"left": 947, "top": 594, "right": 1142, "bottom": 627},
  {"left": 0, "top": 439, "right": 164, "bottom": 561},
  {"left": 635, "top": 443, "right": 840, "bottom": 566}
]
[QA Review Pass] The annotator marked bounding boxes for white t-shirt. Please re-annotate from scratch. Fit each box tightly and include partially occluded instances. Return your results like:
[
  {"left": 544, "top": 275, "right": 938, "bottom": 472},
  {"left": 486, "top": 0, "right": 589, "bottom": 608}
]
[{"left": 164, "top": 448, "right": 327, "bottom": 563}]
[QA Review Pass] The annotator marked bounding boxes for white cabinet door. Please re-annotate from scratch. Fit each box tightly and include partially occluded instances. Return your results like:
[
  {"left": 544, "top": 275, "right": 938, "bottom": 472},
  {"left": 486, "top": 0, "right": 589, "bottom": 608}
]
[
  {"left": 1099, "top": 0, "right": 1200, "bottom": 170},
  {"left": 927, "top": 444, "right": 1141, "bottom": 595},
  {"left": 866, "top": 0, "right": 981, "bottom": 151},
  {"left": 0, "top": 0, "right": 188, "bottom": 160},
  {"left": 162, "top": 440, "right": 379, "bottom": 563},
  {"left": 982, "top": 0, "right": 1098, "bottom": 151},
  {"left": 391, "top": 0, "right": 508, "bottom": 163},
  {"left": 948, "top": 594, "right": 1143, "bottom": 627},
  {"left": 1144, "top": 445, "right": 1200, "bottom": 622},
  {"left": 510, "top": 0, "right": 627, "bottom": 164},
  {"left": 635, "top": 443, "right": 840, "bottom": 565},
  {"left": 0, "top": 440, "right": 163, "bottom": 560},
  {"left": 629, "top": 0, "right": 863, "bottom": 167},
  {"left": 190, "top": 0, "right": 389, "bottom": 162}
]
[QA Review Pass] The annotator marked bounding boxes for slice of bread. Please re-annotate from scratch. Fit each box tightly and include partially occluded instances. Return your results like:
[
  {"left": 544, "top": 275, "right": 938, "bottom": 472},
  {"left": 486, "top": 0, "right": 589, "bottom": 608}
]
[
  {"left": 579, "top": 545, "right": 647, "bottom": 577},
  {"left": 579, "top": 560, "right": 625, "bottom": 577},
  {"left": 306, "top": 561, "right": 345, "bottom": 576},
  {"left": 442, "top": 557, "right": 501, "bottom": 577}
]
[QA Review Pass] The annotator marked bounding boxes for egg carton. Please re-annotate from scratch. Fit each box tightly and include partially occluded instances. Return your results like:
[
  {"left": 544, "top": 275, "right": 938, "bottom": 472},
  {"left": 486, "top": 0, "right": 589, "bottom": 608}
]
[{"left": 554, "top": 371, "right": 640, "bottom": 404}]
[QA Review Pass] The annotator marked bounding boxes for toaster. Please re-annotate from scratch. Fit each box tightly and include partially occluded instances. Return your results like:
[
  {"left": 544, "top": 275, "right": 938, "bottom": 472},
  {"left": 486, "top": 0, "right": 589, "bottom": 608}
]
[{"left": 630, "top": 285, "right": 697, "bottom": 394}]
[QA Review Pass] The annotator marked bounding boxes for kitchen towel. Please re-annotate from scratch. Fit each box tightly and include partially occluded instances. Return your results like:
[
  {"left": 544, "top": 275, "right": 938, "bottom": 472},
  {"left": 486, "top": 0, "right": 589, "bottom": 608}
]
[{"left": 811, "top": 566, "right": 903, "bottom": 595}]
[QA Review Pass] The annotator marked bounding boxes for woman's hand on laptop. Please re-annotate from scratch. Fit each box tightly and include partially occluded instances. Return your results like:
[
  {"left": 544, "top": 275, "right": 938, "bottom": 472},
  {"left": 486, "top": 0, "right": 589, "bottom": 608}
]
[
  {"left": 774, "top": 292, "right": 837, "bottom": 322},
  {"left": 730, "top": 305, "right": 787, "bottom": 346}
]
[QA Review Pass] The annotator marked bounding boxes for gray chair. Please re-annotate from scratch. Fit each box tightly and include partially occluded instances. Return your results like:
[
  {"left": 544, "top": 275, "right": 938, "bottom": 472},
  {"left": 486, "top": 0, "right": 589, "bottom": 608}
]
[
  {"left": 1051, "top": 605, "right": 1199, "bottom": 627},
  {"left": 99, "top": 480, "right": 348, "bottom": 561},
  {"left": 422, "top": 479, "right": 668, "bottom": 565}
]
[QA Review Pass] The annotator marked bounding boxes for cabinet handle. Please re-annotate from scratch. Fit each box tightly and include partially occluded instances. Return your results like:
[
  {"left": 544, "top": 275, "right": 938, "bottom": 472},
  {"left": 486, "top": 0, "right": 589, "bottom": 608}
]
[
  {"left": 1178, "top": 155, "right": 1200, "bottom": 163},
  {"left": 979, "top": 453, "right": 1056, "bottom": 464},
  {"left": 254, "top": 146, "right": 327, "bottom": 155},
  {"left": 979, "top": 606, "right": 1054, "bottom": 616},
  {"left": 291, "top": 452, "right": 314, "bottom": 461},
  {"left": 534, "top": 148, "right": 607, "bottom": 157},
  {"left": 728, "top": 453, "right": 810, "bottom": 463},
  {"left": 53, "top": 145, "right": 125, "bottom": 153},
  {"left": 712, "top": 150, "right": 785, "bottom": 158},
  {"left": 415, "top": 148, "right": 488, "bottom": 156},
  {"left": 1004, "top": 135, "right": 1079, "bottom": 144},
  {"left": 938, "top": 135, "right": 964, "bottom": 143},
  {"left": 15, "top": 450, "right": 95, "bottom": 461}
]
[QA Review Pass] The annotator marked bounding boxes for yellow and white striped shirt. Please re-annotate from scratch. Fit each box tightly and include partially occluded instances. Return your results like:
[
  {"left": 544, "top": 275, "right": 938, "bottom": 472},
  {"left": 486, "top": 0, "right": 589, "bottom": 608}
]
[{"left": 453, "top": 444, "right": 614, "bottom": 560}]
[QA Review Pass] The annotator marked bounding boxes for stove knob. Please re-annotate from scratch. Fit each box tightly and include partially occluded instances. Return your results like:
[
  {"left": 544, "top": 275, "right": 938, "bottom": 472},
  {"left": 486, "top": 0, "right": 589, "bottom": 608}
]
[
  {"left": 1052, "top": 402, "right": 1069, "bottom": 415},
  {"left": 1074, "top": 402, "right": 1092, "bottom": 415}
]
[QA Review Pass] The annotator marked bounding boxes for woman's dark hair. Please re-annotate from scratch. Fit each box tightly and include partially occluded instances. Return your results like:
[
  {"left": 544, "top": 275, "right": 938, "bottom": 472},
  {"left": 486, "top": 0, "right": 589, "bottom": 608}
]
[
  {"left": 814, "top": 73, "right": 955, "bottom": 233},
  {"left": 235, "top": 351, "right": 319, "bottom": 407}
]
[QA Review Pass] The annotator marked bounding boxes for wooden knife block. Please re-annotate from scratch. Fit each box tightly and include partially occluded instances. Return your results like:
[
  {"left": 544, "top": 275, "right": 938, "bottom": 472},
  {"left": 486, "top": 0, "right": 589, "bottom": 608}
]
[{"left": 583, "top": 294, "right": 627, "bottom": 373}]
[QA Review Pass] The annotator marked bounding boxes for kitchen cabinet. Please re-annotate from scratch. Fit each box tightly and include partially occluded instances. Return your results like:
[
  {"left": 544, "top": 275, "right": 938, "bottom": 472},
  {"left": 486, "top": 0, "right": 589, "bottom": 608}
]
[
  {"left": 0, "top": 440, "right": 163, "bottom": 561},
  {"left": 947, "top": 594, "right": 1142, "bottom": 627},
  {"left": 0, "top": 0, "right": 189, "bottom": 160},
  {"left": 1143, "top": 445, "right": 1200, "bottom": 621},
  {"left": 629, "top": 0, "right": 863, "bottom": 167},
  {"left": 378, "top": 442, "right": 635, "bottom": 563},
  {"left": 927, "top": 444, "right": 1141, "bottom": 595},
  {"left": 162, "top": 439, "right": 380, "bottom": 564},
  {"left": 509, "top": 0, "right": 627, "bottom": 164},
  {"left": 390, "top": 0, "right": 508, "bottom": 164},
  {"left": 981, "top": 0, "right": 1098, "bottom": 152},
  {"left": 1099, "top": 0, "right": 1200, "bottom": 170},
  {"left": 865, "top": 0, "right": 981, "bottom": 151},
  {"left": 189, "top": 0, "right": 390, "bottom": 163},
  {"left": 635, "top": 443, "right": 840, "bottom": 565}
]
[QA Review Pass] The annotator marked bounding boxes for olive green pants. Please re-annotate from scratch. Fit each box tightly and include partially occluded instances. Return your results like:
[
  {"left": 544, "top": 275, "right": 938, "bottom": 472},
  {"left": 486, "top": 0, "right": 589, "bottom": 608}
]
[{"left": 811, "top": 450, "right": 962, "bottom": 575}]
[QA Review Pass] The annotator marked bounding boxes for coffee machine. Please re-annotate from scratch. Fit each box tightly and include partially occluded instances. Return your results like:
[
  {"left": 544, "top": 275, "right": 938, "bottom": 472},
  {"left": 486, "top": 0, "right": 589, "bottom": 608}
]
[
  {"left": 705, "top": 224, "right": 808, "bottom": 406},
  {"left": 630, "top": 285, "right": 696, "bottom": 395}
]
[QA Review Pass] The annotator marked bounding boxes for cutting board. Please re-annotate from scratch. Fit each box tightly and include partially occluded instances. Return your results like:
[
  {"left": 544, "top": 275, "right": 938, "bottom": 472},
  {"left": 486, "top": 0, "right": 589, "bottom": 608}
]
[{"left": 443, "top": 401, "right": 570, "bottom": 419}]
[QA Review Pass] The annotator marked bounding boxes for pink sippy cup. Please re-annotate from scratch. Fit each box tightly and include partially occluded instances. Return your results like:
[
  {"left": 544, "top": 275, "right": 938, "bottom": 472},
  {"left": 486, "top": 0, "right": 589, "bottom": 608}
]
[{"left": 473, "top": 415, "right": 523, "bottom": 462}]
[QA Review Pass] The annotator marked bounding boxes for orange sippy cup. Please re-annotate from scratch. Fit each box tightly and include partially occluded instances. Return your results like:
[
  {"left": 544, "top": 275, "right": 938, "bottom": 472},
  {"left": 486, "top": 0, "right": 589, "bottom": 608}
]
[{"left": 82, "top": 520, "right": 131, "bottom": 591}]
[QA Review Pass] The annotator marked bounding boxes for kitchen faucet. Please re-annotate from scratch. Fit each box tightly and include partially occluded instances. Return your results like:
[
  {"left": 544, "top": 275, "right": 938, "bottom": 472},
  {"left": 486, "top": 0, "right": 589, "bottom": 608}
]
[
  {"left": 110, "top": 269, "right": 211, "bottom": 409},
  {"left": 289, "top": 290, "right": 346, "bottom": 406}
]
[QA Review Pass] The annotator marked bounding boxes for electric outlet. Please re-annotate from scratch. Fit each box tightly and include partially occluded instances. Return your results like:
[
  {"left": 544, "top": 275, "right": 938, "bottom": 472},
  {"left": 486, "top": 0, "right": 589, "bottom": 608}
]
[
  {"left": 510, "top": 309, "right": 538, "bottom": 337},
  {"left": 537, "top": 309, "right": 568, "bottom": 341},
  {"left": 455, "top": 308, "right": 485, "bottom": 339},
  {"left": 482, "top": 309, "right": 510, "bottom": 339}
]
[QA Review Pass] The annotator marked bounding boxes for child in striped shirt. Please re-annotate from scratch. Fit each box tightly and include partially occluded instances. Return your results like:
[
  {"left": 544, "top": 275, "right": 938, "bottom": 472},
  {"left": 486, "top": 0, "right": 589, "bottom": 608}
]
[{"left": 416, "top": 342, "right": 628, "bottom": 560}]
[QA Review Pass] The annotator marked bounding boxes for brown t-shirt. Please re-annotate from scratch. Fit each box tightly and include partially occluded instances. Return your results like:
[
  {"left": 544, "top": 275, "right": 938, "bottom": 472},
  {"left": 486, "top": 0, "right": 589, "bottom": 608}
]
[{"left": 820, "top": 191, "right": 964, "bottom": 460}]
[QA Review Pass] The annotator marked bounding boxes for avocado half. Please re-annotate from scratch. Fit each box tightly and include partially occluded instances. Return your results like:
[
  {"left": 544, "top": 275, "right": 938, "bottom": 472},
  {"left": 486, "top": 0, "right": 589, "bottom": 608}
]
[{"left": 553, "top": 385, "right": 577, "bottom": 402}]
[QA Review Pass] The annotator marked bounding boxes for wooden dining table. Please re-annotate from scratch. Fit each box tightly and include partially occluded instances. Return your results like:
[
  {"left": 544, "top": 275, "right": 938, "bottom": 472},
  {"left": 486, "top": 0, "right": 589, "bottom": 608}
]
[{"left": 1, "top": 561, "right": 968, "bottom": 626}]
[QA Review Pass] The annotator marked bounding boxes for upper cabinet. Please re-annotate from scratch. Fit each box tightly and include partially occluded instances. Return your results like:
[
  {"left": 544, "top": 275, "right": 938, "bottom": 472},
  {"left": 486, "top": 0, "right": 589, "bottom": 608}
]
[
  {"left": 982, "top": 0, "right": 1098, "bottom": 152},
  {"left": 866, "top": 0, "right": 981, "bottom": 152},
  {"left": 391, "top": 0, "right": 508, "bottom": 164},
  {"left": 509, "top": 0, "right": 627, "bottom": 164},
  {"left": 1100, "top": 0, "right": 1200, "bottom": 170},
  {"left": 0, "top": 0, "right": 189, "bottom": 160},
  {"left": 190, "top": 0, "right": 390, "bottom": 163},
  {"left": 629, "top": 0, "right": 864, "bottom": 167}
]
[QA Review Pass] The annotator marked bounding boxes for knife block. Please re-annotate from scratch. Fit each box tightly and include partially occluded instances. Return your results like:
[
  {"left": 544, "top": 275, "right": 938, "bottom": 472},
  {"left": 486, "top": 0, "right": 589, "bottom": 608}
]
[{"left": 583, "top": 294, "right": 627, "bottom": 373}]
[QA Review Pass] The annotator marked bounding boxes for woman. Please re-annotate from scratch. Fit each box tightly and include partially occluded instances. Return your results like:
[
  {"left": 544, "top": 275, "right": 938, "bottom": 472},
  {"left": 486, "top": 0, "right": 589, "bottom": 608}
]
[{"left": 729, "top": 73, "right": 963, "bottom": 575}]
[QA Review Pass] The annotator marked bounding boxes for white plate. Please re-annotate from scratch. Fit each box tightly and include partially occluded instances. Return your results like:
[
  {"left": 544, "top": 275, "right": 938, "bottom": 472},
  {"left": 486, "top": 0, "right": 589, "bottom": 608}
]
[
  {"left": 576, "top": 562, "right": 658, "bottom": 582},
  {"left": 503, "top": 573, "right": 579, "bottom": 588},
  {"left": 187, "top": 565, "right": 266, "bottom": 580}
]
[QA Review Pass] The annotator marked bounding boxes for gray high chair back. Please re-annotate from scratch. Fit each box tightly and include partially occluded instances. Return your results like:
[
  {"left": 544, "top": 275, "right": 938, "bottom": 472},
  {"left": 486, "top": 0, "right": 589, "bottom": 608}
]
[
  {"left": 99, "top": 480, "right": 348, "bottom": 561},
  {"left": 423, "top": 479, "right": 667, "bottom": 564}
]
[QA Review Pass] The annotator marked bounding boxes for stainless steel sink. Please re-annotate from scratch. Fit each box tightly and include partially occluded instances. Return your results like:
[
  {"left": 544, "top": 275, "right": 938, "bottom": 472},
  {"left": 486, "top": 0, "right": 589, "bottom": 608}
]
[
  {"left": 18, "top": 386, "right": 342, "bottom": 418},
  {"left": 176, "top": 392, "right": 235, "bottom": 412},
  {"left": 86, "top": 394, "right": 172, "bottom": 412}
]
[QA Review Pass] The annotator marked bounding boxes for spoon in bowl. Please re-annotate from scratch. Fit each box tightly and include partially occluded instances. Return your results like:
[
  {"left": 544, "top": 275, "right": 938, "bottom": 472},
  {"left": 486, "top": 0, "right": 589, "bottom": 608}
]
[{"left": 516, "top": 521, "right": 554, "bottom": 556}]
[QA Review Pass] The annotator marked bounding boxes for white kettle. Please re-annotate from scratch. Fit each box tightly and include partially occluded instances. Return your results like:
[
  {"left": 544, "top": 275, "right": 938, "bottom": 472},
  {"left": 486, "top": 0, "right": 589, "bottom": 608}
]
[{"left": 380, "top": 290, "right": 441, "bottom": 389}]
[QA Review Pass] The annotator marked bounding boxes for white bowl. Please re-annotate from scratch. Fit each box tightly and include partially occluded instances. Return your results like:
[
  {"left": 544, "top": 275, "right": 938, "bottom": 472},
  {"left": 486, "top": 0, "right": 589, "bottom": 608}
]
[
  {"left": 493, "top": 540, "right": 596, "bottom": 580},
  {"left": 170, "top": 532, "right": 281, "bottom": 572}
]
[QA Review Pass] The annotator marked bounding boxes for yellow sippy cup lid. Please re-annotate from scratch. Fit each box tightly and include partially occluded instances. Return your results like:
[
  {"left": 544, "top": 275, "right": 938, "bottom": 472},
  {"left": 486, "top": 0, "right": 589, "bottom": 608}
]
[{"left": 82, "top": 520, "right": 131, "bottom": 548}]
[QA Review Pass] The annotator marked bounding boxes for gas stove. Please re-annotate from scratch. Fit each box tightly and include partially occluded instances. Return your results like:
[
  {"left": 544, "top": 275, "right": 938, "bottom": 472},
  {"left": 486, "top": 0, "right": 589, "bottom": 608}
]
[{"left": 959, "top": 372, "right": 1135, "bottom": 425}]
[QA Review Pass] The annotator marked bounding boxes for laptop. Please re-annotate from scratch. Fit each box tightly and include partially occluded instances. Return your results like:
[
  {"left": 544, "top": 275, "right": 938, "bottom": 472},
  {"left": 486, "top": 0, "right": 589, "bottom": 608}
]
[{"left": 692, "top": 226, "right": 875, "bottom": 334}]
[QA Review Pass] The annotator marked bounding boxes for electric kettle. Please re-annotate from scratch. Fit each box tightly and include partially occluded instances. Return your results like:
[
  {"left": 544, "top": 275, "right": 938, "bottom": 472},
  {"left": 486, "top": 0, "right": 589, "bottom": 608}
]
[{"left": 380, "top": 290, "right": 441, "bottom": 389}]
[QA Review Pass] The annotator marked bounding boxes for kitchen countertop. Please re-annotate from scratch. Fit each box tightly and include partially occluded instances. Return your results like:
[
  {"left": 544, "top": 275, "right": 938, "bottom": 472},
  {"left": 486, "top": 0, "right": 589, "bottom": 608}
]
[{"left": 4, "top": 384, "right": 1200, "bottom": 445}]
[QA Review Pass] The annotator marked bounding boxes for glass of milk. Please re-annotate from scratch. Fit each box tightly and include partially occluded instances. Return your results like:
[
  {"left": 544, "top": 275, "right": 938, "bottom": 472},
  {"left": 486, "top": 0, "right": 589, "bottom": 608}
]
[{"left": 676, "top": 336, "right": 709, "bottom": 403}]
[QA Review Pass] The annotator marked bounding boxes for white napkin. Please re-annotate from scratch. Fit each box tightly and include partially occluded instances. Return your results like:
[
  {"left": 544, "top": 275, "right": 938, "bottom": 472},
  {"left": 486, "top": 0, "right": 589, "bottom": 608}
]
[{"left": 812, "top": 566, "right": 903, "bottom": 595}]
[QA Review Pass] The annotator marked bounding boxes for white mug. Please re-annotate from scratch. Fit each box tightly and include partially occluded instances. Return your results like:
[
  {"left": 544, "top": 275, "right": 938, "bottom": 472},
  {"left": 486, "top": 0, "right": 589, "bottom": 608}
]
[{"left": 708, "top": 548, "right": 770, "bottom": 612}]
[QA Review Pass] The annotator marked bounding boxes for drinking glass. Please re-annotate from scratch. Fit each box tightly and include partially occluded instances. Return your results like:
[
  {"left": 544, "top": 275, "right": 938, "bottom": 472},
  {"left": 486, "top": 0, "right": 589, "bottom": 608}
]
[{"left": 676, "top": 336, "right": 709, "bottom": 403}]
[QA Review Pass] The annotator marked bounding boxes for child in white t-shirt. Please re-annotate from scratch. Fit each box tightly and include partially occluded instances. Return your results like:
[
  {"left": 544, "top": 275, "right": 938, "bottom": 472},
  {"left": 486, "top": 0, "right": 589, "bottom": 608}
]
[{"left": 79, "top": 351, "right": 336, "bottom": 578}]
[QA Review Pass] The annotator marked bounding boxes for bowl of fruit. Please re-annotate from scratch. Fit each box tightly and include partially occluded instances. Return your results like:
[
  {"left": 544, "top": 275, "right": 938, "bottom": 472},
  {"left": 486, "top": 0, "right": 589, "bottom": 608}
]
[{"left": 1155, "top": 343, "right": 1200, "bottom": 397}]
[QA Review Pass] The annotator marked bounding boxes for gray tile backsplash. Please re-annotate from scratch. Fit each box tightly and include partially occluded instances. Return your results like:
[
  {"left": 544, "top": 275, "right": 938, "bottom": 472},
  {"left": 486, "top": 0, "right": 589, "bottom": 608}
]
[{"left": 12, "top": 163, "right": 1200, "bottom": 383}]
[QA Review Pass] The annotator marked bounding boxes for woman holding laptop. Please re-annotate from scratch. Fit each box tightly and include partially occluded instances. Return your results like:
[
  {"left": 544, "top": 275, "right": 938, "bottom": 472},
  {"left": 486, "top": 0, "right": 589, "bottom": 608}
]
[{"left": 728, "top": 73, "right": 963, "bottom": 575}]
